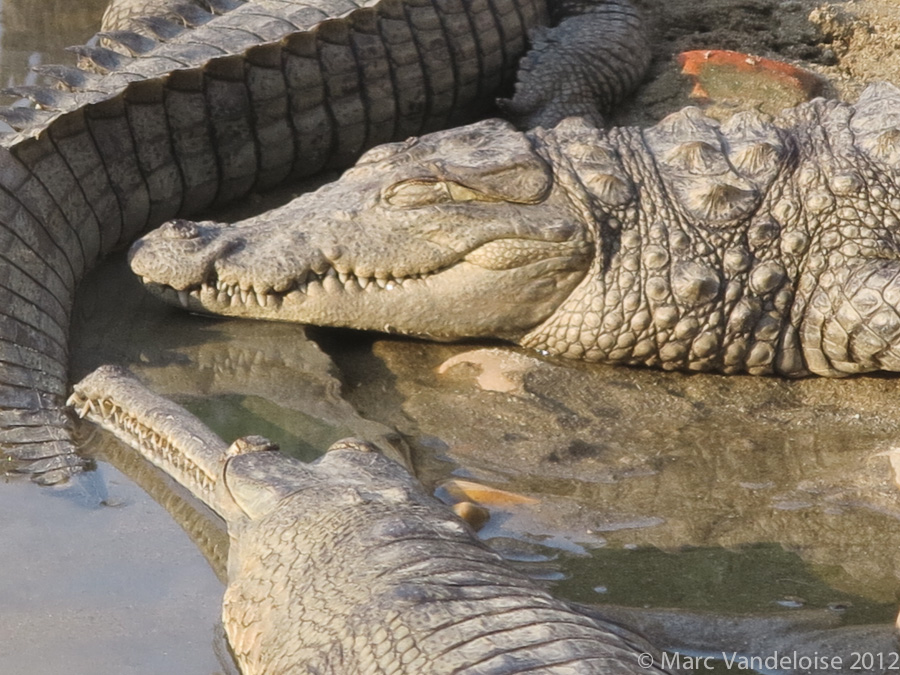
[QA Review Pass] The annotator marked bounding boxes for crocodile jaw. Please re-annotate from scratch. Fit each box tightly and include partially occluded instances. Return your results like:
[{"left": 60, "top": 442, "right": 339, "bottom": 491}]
[{"left": 140, "top": 244, "right": 592, "bottom": 341}]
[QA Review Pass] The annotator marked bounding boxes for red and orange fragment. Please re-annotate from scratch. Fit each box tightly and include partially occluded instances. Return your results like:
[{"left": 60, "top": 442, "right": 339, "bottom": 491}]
[{"left": 679, "top": 49, "right": 824, "bottom": 109}]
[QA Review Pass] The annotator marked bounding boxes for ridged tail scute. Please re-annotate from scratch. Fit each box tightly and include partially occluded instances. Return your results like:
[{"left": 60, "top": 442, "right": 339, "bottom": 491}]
[
  {"left": 0, "top": 107, "right": 58, "bottom": 133},
  {"left": 98, "top": 31, "right": 163, "bottom": 57},
  {"left": 100, "top": 0, "right": 229, "bottom": 40},
  {"left": 121, "top": 17, "right": 189, "bottom": 42},
  {"left": 1, "top": 87, "right": 75, "bottom": 112},
  {"left": 27, "top": 65, "right": 104, "bottom": 96},
  {"left": 68, "top": 45, "right": 134, "bottom": 74}
]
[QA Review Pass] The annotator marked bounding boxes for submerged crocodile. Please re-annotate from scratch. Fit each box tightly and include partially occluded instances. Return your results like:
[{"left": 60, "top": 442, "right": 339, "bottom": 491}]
[
  {"left": 131, "top": 82, "right": 900, "bottom": 378},
  {"left": 68, "top": 365, "right": 675, "bottom": 674},
  {"left": 0, "top": 0, "right": 648, "bottom": 481}
]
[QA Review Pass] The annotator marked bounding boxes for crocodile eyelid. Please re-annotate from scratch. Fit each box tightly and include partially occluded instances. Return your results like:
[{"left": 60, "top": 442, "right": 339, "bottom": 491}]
[
  {"left": 383, "top": 179, "right": 505, "bottom": 207},
  {"left": 382, "top": 179, "right": 453, "bottom": 207}
]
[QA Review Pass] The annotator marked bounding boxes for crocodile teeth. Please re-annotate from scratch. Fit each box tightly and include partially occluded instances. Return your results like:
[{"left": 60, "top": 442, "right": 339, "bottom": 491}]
[
  {"left": 322, "top": 268, "right": 342, "bottom": 293},
  {"left": 177, "top": 290, "right": 190, "bottom": 308}
]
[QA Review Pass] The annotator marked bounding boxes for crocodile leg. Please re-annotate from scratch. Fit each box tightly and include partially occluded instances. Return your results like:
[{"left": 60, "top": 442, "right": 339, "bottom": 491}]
[
  {"left": 501, "top": 0, "right": 648, "bottom": 128},
  {"left": 801, "top": 258, "right": 900, "bottom": 375}
]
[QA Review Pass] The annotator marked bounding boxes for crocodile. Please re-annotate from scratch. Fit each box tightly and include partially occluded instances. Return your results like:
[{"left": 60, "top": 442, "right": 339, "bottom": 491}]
[
  {"left": 130, "top": 81, "right": 900, "bottom": 378},
  {"left": 0, "top": 0, "right": 648, "bottom": 482},
  {"left": 68, "top": 364, "right": 676, "bottom": 674}
]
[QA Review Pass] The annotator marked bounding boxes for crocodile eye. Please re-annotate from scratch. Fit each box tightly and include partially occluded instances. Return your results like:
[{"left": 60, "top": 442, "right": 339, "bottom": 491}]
[
  {"left": 382, "top": 180, "right": 500, "bottom": 207},
  {"left": 227, "top": 435, "right": 279, "bottom": 457},
  {"left": 383, "top": 180, "right": 452, "bottom": 207}
]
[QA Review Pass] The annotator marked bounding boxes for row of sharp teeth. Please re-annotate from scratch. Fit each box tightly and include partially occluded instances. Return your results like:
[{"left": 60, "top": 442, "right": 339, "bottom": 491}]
[
  {"left": 172, "top": 267, "right": 428, "bottom": 309},
  {"left": 67, "top": 392, "right": 215, "bottom": 494}
]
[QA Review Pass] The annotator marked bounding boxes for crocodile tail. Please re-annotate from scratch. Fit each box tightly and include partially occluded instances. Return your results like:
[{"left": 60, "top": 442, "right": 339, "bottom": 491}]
[
  {"left": 0, "top": 80, "right": 185, "bottom": 481},
  {"left": 0, "top": 142, "right": 88, "bottom": 482},
  {"left": 0, "top": 74, "right": 232, "bottom": 481}
]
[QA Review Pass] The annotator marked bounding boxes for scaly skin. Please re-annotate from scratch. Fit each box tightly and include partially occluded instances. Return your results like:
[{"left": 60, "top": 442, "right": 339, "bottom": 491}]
[
  {"left": 68, "top": 365, "right": 675, "bottom": 675},
  {"left": 132, "top": 82, "right": 900, "bottom": 376},
  {"left": 0, "top": 0, "right": 648, "bottom": 481}
]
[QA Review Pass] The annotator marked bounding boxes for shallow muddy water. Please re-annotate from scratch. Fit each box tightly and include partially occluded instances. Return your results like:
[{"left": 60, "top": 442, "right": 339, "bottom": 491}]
[{"left": 2, "top": 0, "right": 900, "bottom": 672}]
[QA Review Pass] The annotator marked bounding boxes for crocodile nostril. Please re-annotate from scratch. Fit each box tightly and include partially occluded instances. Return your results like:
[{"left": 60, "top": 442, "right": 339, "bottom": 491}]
[{"left": 162, "top": 219, "right": 201, "bottom": 240}]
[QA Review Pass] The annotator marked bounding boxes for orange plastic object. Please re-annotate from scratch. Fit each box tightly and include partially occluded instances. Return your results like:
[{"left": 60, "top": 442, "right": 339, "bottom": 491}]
[{"left": 679, "top": 49, "right": 823, "bottom": 103}]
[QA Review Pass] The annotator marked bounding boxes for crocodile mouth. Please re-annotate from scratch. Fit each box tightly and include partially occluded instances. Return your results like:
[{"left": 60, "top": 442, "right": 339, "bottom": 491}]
[
  {"left": 142, "top": 263, "right": 443, "bottom": 311},
  {"left": 134, "top": 214, "right": 595, "bottom": 339},
  {"left": 67, "top": 387, "right": 218, "bottom": 496}
]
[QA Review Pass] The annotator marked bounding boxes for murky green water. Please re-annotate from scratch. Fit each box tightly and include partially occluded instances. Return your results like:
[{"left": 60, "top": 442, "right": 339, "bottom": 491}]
[{"left": 1, "top": 0, "right": 899, "bottom": 672}]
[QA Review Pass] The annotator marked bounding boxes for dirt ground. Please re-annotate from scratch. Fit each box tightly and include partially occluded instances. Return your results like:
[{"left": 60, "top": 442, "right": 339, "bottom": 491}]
[{"left": 619, "top": 0, "right": 900, "bottom": 126}]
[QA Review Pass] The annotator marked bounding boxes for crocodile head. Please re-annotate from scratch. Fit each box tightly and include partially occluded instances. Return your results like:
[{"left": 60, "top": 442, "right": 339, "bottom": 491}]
[{"left": 129, "top": 119, "right": 594, "bottom": 341}]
